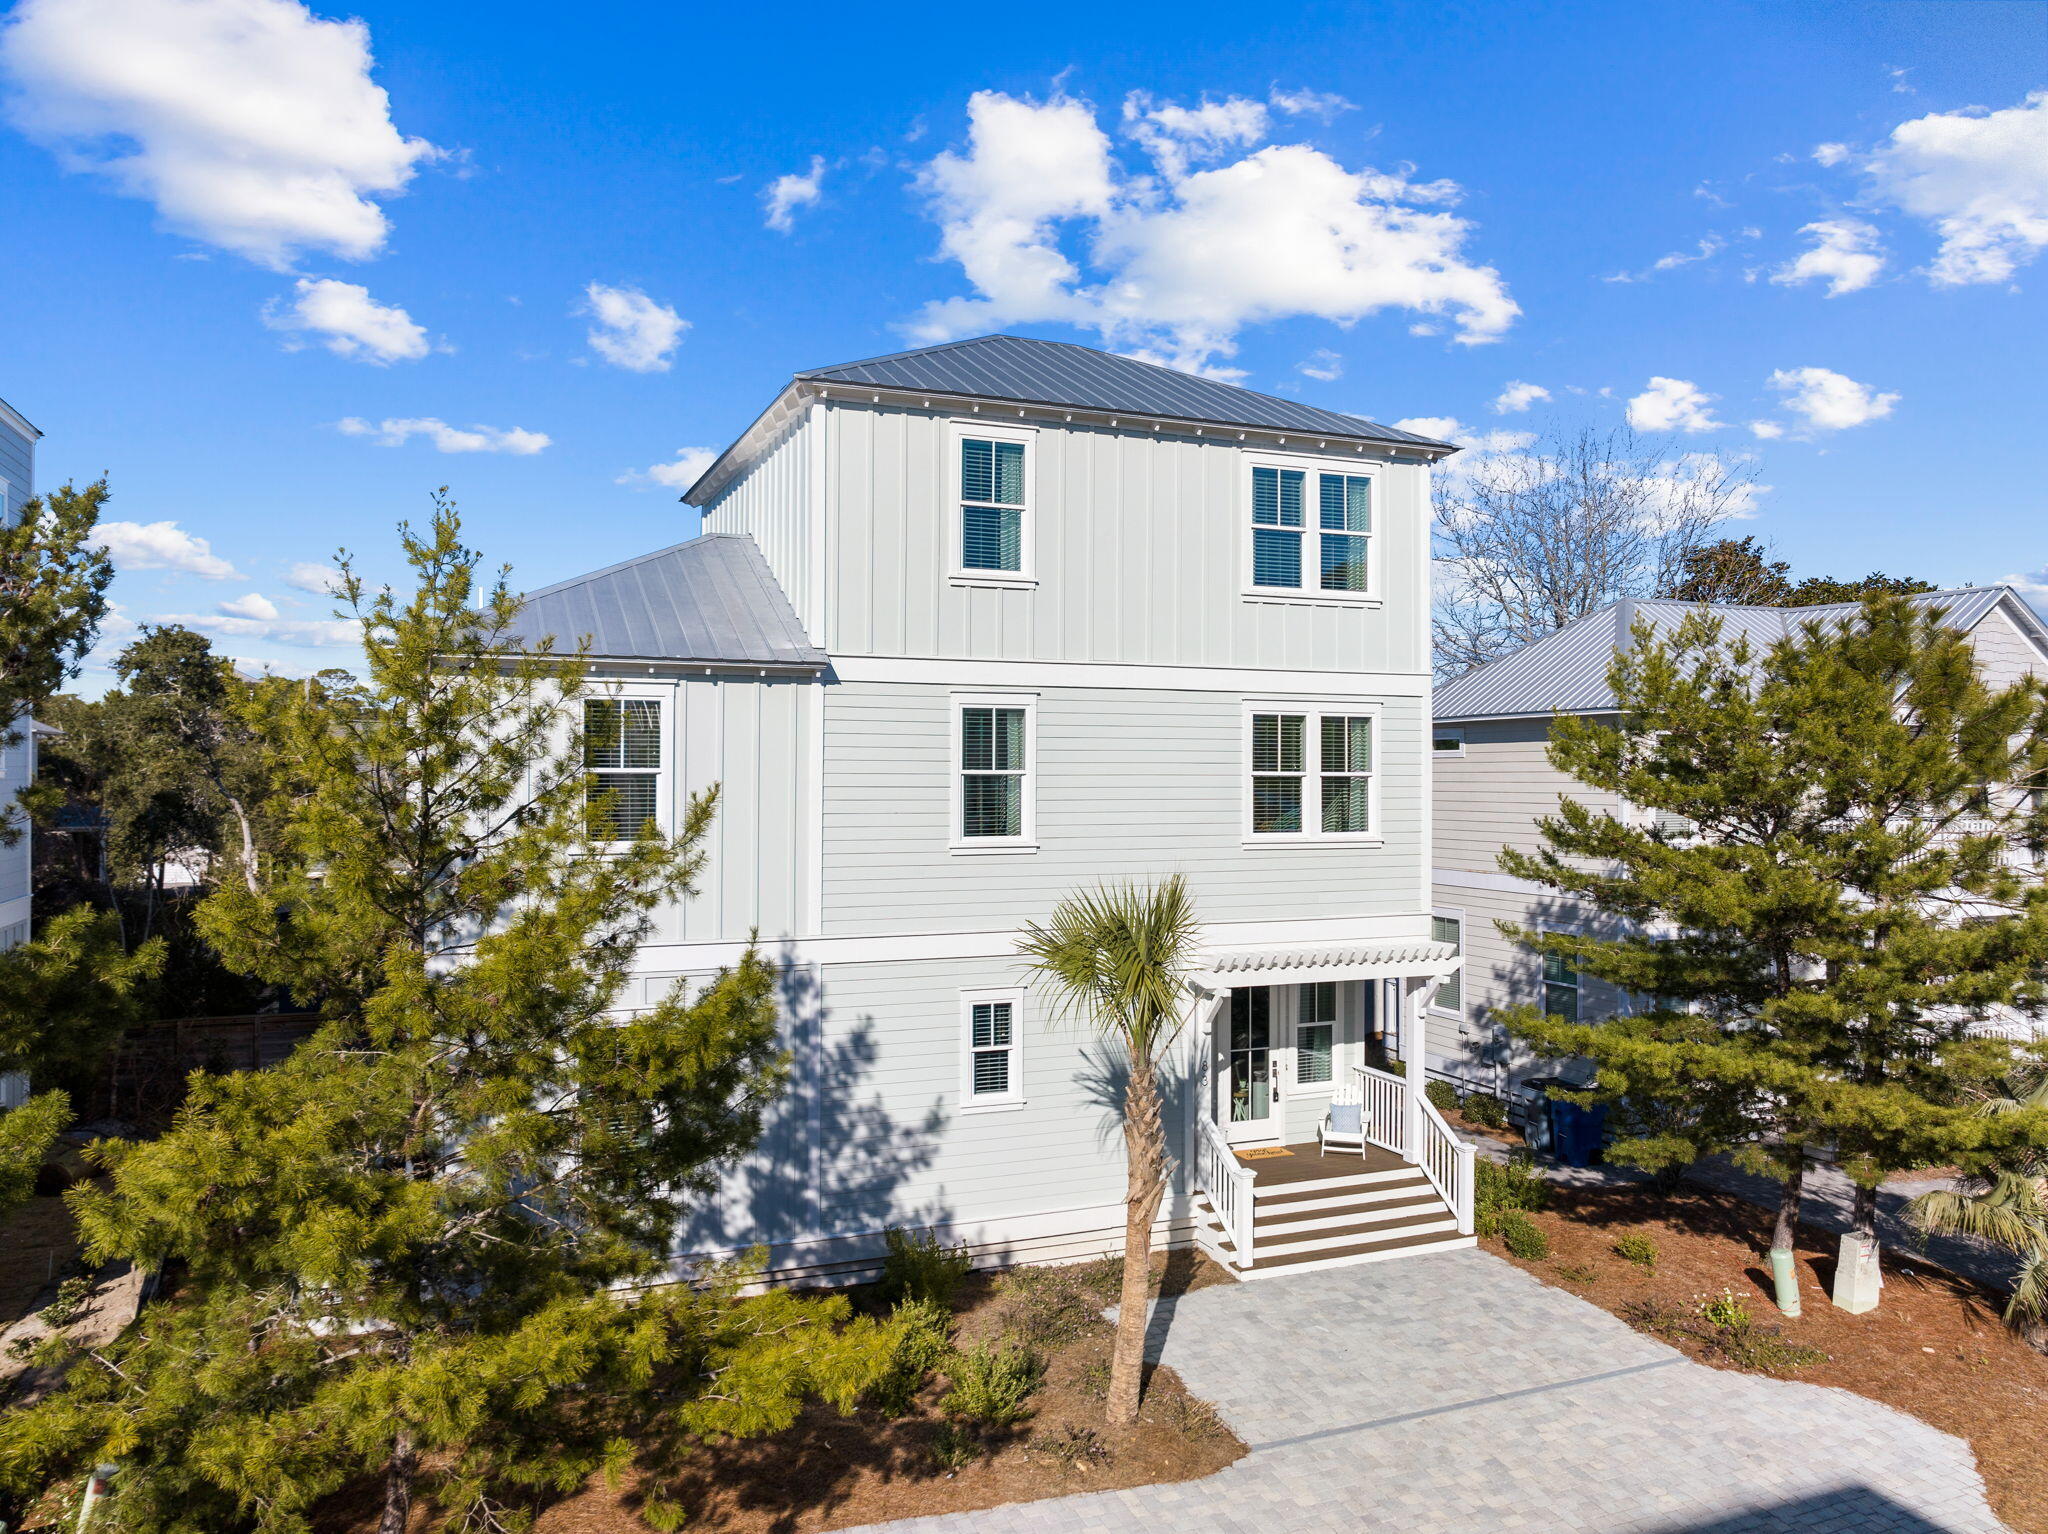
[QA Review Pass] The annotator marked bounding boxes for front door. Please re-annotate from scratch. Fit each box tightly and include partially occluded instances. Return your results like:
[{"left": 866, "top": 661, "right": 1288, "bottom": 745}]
[{"left": 1218, "top": 987, "right": 1280, "bottom": 1145}]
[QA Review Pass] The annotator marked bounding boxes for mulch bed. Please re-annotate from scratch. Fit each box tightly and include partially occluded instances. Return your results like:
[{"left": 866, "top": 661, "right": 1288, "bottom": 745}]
[
  {"left": 321, "top": 1249, "right": 1243, "bottom": 1534},
  {"left": 1484, "top": 1179, "right": 2048, "bottom": 1534}
]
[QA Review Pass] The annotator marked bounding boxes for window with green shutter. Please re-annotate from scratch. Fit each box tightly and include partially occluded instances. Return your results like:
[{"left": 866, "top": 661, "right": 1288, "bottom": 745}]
[
  {"left": 1431, "top": 914, "right": 1463, "bottom": 1014},
  {"left": 585, "top": 698, "right": 662, "bottom": 840},
  {"left": 962, "top": 992, "right": 1022, "bottom": 1104},
  {"left": 960, "top": 435, "right": 1026, "bottom": 573}
]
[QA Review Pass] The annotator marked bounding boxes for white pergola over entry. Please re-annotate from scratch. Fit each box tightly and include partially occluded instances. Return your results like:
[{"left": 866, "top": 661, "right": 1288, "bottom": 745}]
[{"left": 1190, "top": 937, "right": 1460, "bottom": 992}]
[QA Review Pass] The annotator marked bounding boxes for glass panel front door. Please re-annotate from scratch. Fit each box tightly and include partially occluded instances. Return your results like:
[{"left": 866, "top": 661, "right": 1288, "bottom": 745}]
[{"left": 1222, "top": 987, "right": 1277, "bottom": 1144}]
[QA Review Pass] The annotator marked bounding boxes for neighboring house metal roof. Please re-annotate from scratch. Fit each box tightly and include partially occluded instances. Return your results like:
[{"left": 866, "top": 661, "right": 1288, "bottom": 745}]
[
  {"left": 795, "top": 335, "right": 1450, "bottom": 451},
  {"left": 1435, "top": 587, "right": 2048, "bottom": 722},
  {"left": 507, "top": 533, "right": 826, "bottom": 670}
]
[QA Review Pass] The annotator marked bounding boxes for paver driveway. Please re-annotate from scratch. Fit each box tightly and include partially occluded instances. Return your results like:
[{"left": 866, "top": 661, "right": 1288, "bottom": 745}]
[{"left": 850, "top": 1249, "right": 2011, "bottom": 1534}]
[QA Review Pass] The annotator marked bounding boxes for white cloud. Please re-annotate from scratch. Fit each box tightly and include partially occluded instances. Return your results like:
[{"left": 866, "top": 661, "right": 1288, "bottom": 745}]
[
  {"left": 95, "top": 519, "right": 242, "bottom": 579},
  {"left": 165, "top": 611, "right": 359, "bottom": 647},
  {"left": 1296, "top": 349, "right": 1342, "bottom": 381},
  {"left": 579, "top": 282, "right": 688, "bottom": 372},
  {"left": 1766, "top": 366, "right": 1899, "bottom": 432},
  {"left": 1391, "top": 415, "right": 1464, "bottom": 441},
  {"left": 1605, "top": 235, "right": 1724, "bottom": 284},
  {"left": 1491, "top": 380, "right": 1550, "bottom": 414},
  {"left": 1749, "top": 419, "right": 1785, "bottom": 439},
  {"left": 1626, "top": 377, "right": 1724, "bottom": 434},
  {"left": 1813, "top": 142, "right": 1852, "bottom": 167},
  {"left": 0, "top": 0, "right": 436, "bottom": 269},
  {"left": 1861, "top": 91, "right": 2048, "bottom": 285},
  {"left": 1268, "top": 86, "right": 1353, "bottom": 120},
  {"left": 762, "top": 156, "right": 825, "bottom": 232},
  {"left": 909, "top": 90, "right": 1518, "bottom": 372},
  {"left": 263, "top": 276, "right": 428, "bottom": 363},
  {"left": 218, "top": 591, "right": 279, "bottom": 620},
  {"left": 1769, "top": 219, "right": 1886, "bottom": 296},
  {"left": 617, "top": 446, "right": 719, "bottom": 490},
  {"left": 336, "top": 417, "right": 551, "bottom": 454},
  {"left": 284, "top": 561, "right": 341, "bottom": 595}
]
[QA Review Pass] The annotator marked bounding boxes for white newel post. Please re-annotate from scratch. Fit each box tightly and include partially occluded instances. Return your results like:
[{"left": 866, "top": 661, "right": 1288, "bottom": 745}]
[{"left": 1402, "top": 979, "right": 1426, "bottom": 1164}]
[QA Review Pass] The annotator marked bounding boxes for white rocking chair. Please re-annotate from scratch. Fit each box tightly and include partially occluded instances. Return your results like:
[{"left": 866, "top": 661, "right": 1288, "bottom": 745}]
[{"left": 1319, "top": 1093, "right": 1369, "bottom": 1158}]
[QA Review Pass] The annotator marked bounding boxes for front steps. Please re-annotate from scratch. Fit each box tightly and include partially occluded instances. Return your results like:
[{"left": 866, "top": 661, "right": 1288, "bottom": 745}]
[{"left": 1194, "top": 1156, "right": 1474, "bottom": 1280}]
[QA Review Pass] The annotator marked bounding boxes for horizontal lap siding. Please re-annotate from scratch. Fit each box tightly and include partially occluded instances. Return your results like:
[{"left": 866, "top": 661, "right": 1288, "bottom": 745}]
[
  {"left": 1969, "top": 606, "right": 2047, "bottom": 689},
  {"left": 1434, "top": 717, "right": 1629, "bottom": 875},
  {"left": 822, "top": 682, "right": 1426, "bottom": 933},
  {"left": 0, "top": 419, "right": 30, "bottom": 521},
  {"left": 820, "top": 402, "right": 1430, "bottom": 674}
]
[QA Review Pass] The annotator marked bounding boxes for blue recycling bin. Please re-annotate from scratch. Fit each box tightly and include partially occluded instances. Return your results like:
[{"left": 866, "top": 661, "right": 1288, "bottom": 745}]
[{"left": 1528, "top": 1078, "right": 1607, "bottom": 1167}]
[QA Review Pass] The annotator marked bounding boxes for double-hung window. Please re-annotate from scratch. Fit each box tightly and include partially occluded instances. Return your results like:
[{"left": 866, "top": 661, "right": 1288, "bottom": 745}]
[
  {"left": 1248, "top": 461, "right": 1375, "bottom": 597},
  {"left": 961, "top": 989, "right": 1023, "bottom": 1106},
  {"left": 1296, "top": 982, "right": 1336, "bottom": 1085},
  {"left": 1431, "top": 913, "right": 1464, "bottom": 1015},
  {"left": 1543, "top": 948, "right": 1580, "bottom": 1023},
  {"left": 957, "top": 428, "right": 1031, "bottom": 578},
  {"left": 585, "top": 698, "right": 663, "bottom": 841},
  {"left": 1247, "top": 706, "right": 1378, "bottom": 840},
  {"left": 953, "top": 695, "right": 1034, "bottom": 848}
]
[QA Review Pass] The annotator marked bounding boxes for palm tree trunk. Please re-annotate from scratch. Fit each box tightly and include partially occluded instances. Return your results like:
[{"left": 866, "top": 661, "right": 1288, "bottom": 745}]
[
  {"left": 377, "top": 1429, "right": 415, "bottom": 1534},
  {"left": 1108, "top": 1055, "right": 1167, "bottom": 1427},
  {"left": 1769, "top": 1147, "right": 1805, "bottom": 1316}
]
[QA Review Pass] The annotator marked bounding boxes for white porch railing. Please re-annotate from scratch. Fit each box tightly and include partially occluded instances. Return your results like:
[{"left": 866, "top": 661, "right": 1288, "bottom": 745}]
[
  {"left": 1353, "top": 1063, "right": 1476, "bottom": 1236},
  {"left": 1196, "top": 1114, "right": 1257, "bottom": 1268}
]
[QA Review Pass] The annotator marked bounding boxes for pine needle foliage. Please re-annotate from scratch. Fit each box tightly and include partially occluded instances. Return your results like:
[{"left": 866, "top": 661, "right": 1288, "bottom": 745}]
[
  {"left": 1018, "top": 874, "right": 1199, "bottom": 1426},
  {"left": 0, "top": 498, "right": 897, "bottom": 1533},
  {"left": 1498, "top": 596, "right": 2048, "bottom": 1286}
]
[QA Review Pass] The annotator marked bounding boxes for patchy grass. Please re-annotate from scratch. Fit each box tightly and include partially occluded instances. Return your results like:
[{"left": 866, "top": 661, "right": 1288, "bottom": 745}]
[{"left": 1481, "top": 1178, "right": 2048, "bottom": 1534}]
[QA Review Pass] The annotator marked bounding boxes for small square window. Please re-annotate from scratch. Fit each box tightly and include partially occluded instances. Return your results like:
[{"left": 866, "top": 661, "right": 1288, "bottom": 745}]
[{"left": 963, "top": 992, "right": 1023, "bottom": 1105}]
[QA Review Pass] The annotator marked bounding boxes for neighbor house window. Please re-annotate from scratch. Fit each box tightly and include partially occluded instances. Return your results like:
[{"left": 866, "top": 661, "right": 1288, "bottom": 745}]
[
  {"left": 954, "top": 695, "right": 1034, "bottom": 847},
  {"left": 1249, "top": 462, "right": 1375, "bottom": 596},
  {"left": 959, "top": 432, "right": 1028, "bottom": 575},
  {"left": 1543, "top": 948, "right": 1580, "bottom": 1023},
  {"left": 1433, "top": 724, "right": 1465, "bottom": 755},
  {"left": 1248, "top": 706, "right": 1379, "bottom": 840},
  {"left": 1296, "top": 982, "right": 1336, "bottom": 1085},
  {"left": 585, "top": 698, "right": 662, "bottom": 840},
  {"left": 961, "top": 990, "right": 1022, "bottom": 1106},
  {"left": 1431, "top": 914, "right": 1463, "bottom": 1015}
]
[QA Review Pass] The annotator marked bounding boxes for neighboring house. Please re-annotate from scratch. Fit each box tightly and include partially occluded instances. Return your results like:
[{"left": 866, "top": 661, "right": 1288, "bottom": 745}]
[
  {"left": 1426, "top": 588, "right": 2048, "bottom": 1103},
  {"left": 0, "top": 395, "right": 42, "bottom": 954},
  {"left": 513, "top": 334, "right": 1472, "bottom": 1282}
]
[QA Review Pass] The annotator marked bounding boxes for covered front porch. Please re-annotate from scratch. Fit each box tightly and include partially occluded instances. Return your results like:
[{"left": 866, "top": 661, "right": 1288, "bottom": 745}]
[{"left": 1184, "top": 938, "right": 1476, "bottom": 1278}]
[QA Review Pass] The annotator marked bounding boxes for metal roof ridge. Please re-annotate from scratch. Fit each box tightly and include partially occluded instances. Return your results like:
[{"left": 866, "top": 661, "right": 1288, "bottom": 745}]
[{"left": 517, "top": 533, "right": 749, "bottom": 604}]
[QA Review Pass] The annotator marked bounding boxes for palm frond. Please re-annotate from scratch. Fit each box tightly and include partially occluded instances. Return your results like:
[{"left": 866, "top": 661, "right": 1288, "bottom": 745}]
[
  {"left": 2009, "top": 1251, "right": 2048, "bottom": 1327},
  {"left": 1017, "top": 874, "right": 1201, "bottom": 1062}
]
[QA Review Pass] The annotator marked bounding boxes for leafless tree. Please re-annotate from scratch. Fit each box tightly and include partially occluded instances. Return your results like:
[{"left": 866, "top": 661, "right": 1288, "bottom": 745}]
[{"left": 1432, "top": 425, "right": 1757, "bottom": 678}]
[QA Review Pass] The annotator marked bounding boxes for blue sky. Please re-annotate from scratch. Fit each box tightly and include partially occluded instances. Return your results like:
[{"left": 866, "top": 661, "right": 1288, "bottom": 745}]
[{"left": 1, "top": 0, "right": 2043, "bottom": 688}]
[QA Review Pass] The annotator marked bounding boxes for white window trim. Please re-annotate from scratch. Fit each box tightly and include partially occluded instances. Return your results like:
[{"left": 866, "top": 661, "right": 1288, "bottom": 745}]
[
  {"left": 1432, "top": 723, "right": 1466, "bottom": 756},
  {"left": 949, "top": 691, "right": 1038, "bottom": 854},
  {"left": 949, "top": 419, "right": 1038, "bottom": 589},
  {"left": 1240, "top": 699, "right": 1384, "bottom": 846},
  {"left": 1539, "top": 926, "right": 1582, "bottom": 1023},
  {"left": 1241, "top": 451, "right": 1382, "bottom": 606},
  {"left": 1291, "top": 980, "right": 1341, "bottom": 1093},
  {"left": 1430, "top": 908, "right": 1466, "bottom": 1019},
  {"left": 583, "top": 681, "right": 674, "bottom": 849},
  {"left": 959, "top": 986, "right": 1025, "bottom": 1111}
]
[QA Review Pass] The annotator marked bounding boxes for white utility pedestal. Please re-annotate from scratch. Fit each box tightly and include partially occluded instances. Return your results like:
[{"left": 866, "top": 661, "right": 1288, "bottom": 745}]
[{"left": 1831, "top": 1232, "right": 1883, "bottom": 1314}]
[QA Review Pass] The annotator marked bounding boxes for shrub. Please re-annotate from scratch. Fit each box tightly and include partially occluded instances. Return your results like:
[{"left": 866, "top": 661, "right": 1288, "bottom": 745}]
[
  {"left": 1498, "top": 1211, "right": 1551, "bottom": 1260},
  {"left": 1474, "top": 1152, "right": 1550, "bottom": 1235},
  {"left": 867, "top": 1298, "right": 953, "bottom": 1417},
  {"left": 940, "top": 1338, "right": 1043, "bottom": 1427},
  {"left": 1424, "top": 1079, "right": 1459, "bottom": 1114},
  {"left": 880, "top": 1226, "right": 974, "bottom": 1309},
  {"left": 1700, "top": 1288, "right": 1748, "bottom": 1329},
  {"left": 930, "top": 1421, "right": 980, "bottom": 1470},
  {"left": 1613, "top": 1232, "right": 1659, "bottom": 1271},
  {"left": 1694, "top": 1288, "right": 1826, "bottom": 1374},
  {"left": 996, "top": 1259, "right": 1119, "bottom": 1347},
  {"left": 1464, "top": 1091, "right": 1509, "bottom": 1129},
  {"left": 1619, "top": 1296, "right": 1688, "bottom": 1338}
]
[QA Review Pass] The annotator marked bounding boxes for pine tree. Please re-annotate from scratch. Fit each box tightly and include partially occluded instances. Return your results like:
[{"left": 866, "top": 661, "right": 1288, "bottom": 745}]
[
  {"left": 0, "top": 499, "right": 899, "bottom": 1532},
  {"left": 1500, "top": 596, "right": 2048, "bottom": 1314}
]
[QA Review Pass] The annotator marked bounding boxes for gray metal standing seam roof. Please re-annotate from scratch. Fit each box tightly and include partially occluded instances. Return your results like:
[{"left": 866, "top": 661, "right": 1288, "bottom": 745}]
[
  {"left": 1434, "top": 587, "right": 2048, "bottom": 721},
  {"left": 795, "top": 335, "right": 1454, "bottom": 450},
  {"left": 507, "top": 534, "right": 825, "bottom": 669}
]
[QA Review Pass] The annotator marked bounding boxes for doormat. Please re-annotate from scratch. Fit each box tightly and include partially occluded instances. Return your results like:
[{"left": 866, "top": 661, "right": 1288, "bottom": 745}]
[{"left": 1237, "top": 1147, "right": 1293, "bottom": 1160}]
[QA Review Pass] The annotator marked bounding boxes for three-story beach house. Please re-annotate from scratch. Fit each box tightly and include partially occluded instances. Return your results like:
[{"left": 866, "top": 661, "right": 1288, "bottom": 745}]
[{"left": 515, "top": 336, "right": 1471, "bottom": 1281}]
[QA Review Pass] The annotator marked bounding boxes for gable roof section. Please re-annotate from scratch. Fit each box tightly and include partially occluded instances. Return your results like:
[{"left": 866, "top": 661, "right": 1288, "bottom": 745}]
[
  {"left": 796, "top": 335, "right": 1447, "bottom": 449},
  {"left": 507, "top": 533, "right": 825, "bottom": 670},
  {"left": 1435, "top": 587, "right": 2048, "bottom": 722}
]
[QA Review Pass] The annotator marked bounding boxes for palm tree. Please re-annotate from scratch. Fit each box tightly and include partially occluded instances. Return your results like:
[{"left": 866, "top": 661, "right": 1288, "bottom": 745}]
[
  {"left": 1018, "top": 874, "right": 1200, "bottom": 1426},
  {"left": 1908, "top": 1062, "right": 2048, "bottom": 1350}
]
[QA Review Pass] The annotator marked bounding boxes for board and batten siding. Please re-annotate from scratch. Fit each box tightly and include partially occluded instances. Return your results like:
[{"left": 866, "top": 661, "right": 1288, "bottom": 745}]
[
  {"left": 703, "top": 398, "right": 1431, "bottom": 675},
  {"left": 1433, "top": 716, "right": 1629, "bottom": 876},
  {"left": 821, "top": 681, "right": 1427, "bottom": 935}
]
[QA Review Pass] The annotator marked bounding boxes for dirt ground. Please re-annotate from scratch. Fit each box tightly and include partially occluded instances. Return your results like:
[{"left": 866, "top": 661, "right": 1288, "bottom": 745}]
[{"left": 1483, "top": 1180, "right": 2048, "bottom": 1534}]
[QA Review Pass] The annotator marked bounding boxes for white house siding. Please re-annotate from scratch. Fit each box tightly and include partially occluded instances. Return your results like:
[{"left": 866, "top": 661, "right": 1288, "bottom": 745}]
[
  {"left": 0, "top": 412, "right": 32, "bottom": 524},
  {"left": 1967, "top": 603, "right": 2047, "bottom": 689},
  {"left": 820, "top": 681, "right": 1428, "bottom": 936},
  {"left": 734, "top": 400, "right": 1435, "bottom": 674},
  {"left": 1433, "top": 716, "right": 1630, "bottom": 875},
  {"left": 699, "top": 408, "right": 817, "bottom": 631}
]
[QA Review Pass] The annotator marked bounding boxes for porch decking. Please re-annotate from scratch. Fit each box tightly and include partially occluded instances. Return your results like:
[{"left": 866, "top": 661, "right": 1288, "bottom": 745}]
[{"left": 1194, "top": 1140, "right": 1476, "bottom": 1280}]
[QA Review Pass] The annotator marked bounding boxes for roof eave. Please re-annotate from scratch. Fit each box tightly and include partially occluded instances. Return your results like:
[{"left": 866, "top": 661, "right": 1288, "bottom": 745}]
[
  {"left": 685, "top": 379, "right": 1457, "bottom": 507},
  {"left": 0, "top": 395, "right": 42, "bottom": 442}
]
